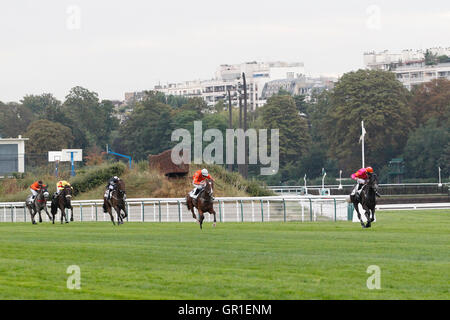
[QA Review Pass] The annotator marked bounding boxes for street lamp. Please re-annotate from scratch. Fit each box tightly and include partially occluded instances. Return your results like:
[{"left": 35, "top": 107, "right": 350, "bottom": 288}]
[{"left": 338, "top": 170, "right": 343, "bottom": 190}]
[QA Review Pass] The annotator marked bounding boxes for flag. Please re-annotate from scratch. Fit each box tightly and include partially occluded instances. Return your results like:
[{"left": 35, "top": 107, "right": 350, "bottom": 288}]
[{"left": 359, "top": 121, "right": 366, "bottom": 143}]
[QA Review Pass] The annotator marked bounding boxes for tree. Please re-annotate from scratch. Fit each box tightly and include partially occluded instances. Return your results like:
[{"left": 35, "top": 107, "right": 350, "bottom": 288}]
[
  {"left": 62, "top": 86, "right": 117, "bottom": 148},
  {"left": 410, "top": 78, "right": 450, "bottom": 127},
  {"left": 260, "top": 94, "right": 310, "bottom": 168},
  {"left": 0, "top": 102, "right": 35, "bottom": 138},
  {"left": 115, "top": 97, "right": 174, "bottom": 160},
  {"left": 324, "top": 69, "right": 412, "bottom": 172},
  {"left": 21, "top": 93, "right": 61, "bottom": 117},
  {"left": 24, "top": 120, "right": 74, "bottom": 166},
  {"left": 402, "top": 119, "right": 450, "bottom": 178}
]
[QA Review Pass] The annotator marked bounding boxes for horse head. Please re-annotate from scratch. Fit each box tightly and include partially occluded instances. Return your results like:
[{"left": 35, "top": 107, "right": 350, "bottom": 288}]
[
  {"left": 368, "top": 173, "right": 379, "bottom": 193},
  {"left": 63, "top": 186, "right": 73, "bottom": 202},
  {"left": 203, "top": 179, "right": 214, "bottom": 199}
]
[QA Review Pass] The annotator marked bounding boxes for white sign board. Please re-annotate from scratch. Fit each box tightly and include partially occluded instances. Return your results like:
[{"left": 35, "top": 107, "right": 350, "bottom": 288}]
[
  {"left": 61, "top": 149, "right": 83, "bottom": 162},
  {"left": 48, "top": 151, "right": 62, "bottom": 162}
]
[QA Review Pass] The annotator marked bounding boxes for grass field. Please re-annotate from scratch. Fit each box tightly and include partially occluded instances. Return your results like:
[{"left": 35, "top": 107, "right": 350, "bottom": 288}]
[{"left": 0, "top": 210, "right": 448, "bottom": 299}]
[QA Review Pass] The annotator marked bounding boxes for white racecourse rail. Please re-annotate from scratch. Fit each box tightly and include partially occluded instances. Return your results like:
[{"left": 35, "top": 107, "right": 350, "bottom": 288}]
[{"left": 0, "top": 196, "right": 352, "bottom": 223}]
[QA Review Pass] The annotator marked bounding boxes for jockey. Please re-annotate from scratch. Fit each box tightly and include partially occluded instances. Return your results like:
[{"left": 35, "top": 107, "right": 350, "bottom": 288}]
[
  {"left": 105, "top": 176, "right": 121, "bottom": 200},
  {"left": 55, "top": 180, "right": 72, "bottom": 197},
  {"left": 190, "top": 168, "right": 214, "bottom": 199},
  {"left": 29, "top": 180, "right": 46, "bottom": 203},
  {"left": 350, "top": 167, "right": 374, "bottom": 200}
]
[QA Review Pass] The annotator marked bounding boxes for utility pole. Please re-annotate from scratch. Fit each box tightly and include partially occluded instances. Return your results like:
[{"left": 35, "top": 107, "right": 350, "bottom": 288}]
[{"left": 227, "top": 89, "right": 233, "bottom": 172}]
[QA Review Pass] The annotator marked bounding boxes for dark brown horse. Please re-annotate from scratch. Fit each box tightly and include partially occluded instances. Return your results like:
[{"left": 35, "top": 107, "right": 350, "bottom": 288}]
[
  {"left": 51, "top": 185, "right": 73, "bottom": 224},
  {"left": 186, "top": 179, "right": 217, "bottom": 229},
  {"left": 25, "top": 187, "right": 51, "bottom": 224},
  {"left": 103, "top": 180, "right": 128, "bottom": 225},
  {"left": 350, "top": 173, "right": 379, "bottom": 228}
]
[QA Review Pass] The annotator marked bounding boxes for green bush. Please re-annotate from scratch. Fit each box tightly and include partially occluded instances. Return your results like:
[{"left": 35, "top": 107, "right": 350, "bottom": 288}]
[{"left": 70, "top": 162, "right": 127, "bottom": 195}]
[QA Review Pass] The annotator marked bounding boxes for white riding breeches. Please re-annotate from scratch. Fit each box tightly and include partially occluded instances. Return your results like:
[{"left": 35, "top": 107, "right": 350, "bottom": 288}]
[{"left": 30, "top": 189, "right": 38, "bottom": 196}]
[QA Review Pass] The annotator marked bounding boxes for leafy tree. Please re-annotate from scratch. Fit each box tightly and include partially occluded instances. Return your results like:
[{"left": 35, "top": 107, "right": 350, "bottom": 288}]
[
  {"left": 0, "top": 102, "right": 35, "bottom": 138},
  {"left": 410, "top": 78, "right": 450, "bottom": 127},
  {"left": 23, "top": 120, "right": 74, "bottom": 166},
  {"left": 293, "top": 94, "right": 308, "bottom": 114},
  {"left": 260, "top": 94, "right": 310, "bottom": 167},
  {"left": 324, "top": 69, "right": 412, "bottom": 172},
  {"left": 62, "top": 86, "right": 117, "bottom": 148},
  {"left": 21, "top": 93, "right": 61, "bottom": 117},
  {"left": 115, "top": 97, "right": 174, "bottom": 160},
  {"left": 402, "top": 118, "right": 450, "bottom": 178}
]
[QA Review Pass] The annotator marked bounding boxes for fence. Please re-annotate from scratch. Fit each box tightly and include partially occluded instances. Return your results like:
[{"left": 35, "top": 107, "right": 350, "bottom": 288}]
[
  {"left": 0, "top": 196, "right": 351, "bottom": 223},
  {"left": 269, "top": 183, "right": 450, "bottom": 196}
]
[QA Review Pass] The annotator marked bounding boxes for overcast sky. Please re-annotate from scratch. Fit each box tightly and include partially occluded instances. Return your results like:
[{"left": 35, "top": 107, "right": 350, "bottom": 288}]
[{"left": 0, "top": 0, "right": 449, "bottom": 102}]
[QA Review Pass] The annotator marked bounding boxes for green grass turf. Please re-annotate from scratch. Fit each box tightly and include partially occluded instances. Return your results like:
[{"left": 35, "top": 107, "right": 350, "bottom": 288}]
[{"left": 0, "top": 210, "right": 448, "bottom": 299}]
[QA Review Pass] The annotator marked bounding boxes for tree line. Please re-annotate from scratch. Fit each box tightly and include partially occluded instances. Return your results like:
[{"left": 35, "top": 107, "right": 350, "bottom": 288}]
[{"left": 0, "top": 69, "right": 448, "bottom": 183}]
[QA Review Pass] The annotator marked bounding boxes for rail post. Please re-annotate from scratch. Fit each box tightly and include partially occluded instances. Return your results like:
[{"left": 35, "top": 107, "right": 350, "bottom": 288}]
[
  {"left": 158, "top": 200, "right": 161, "bottom": 222},
  {"left": 141, "top": 201, "right": 145, "bottom": 222},
  {"left": 334, "top": 198, "right": 337, "bottom": 221},
  {"left": 80, "top": 203, "right": 83, "bottom": 222},
  {"left": 95, "top": 203, "right": 98, "bottom": 222},
  {"left": 309, "top": 198, "right": 312, "bottom": 222},
  {"left": 260, "top": 199, "right": 264, "bottom": 222},
  {"left": 23, "top": 206, "right": 26, "bottom": 222},
  {"left": 177, "top": 200, "right": 181, "bottom": 222},
  {"left": 283, "top": 198, "right": 286, "bottom": 222},
  {"left": 240, "top": 200, "right": 244, "bottom": 222},
  {"left": 218, "top": 200, "right": 222, "bottom": 222}
]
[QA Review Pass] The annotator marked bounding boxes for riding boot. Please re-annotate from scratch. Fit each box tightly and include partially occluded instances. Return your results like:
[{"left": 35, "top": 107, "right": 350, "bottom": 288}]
[{"left": 376, "top": 191, "right": 381, "bottom": 197}]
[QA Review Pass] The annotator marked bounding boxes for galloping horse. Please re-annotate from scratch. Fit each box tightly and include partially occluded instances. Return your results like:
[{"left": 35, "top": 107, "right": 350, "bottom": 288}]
[
  {"left": 186, "top": 179, "right": 217, "bottom": 229},
  {"left": 350, "top": 173, "right": 379, "bottom": 228},
  {"left": 51, "top": 185, "right": 73, "bottom": 224},
  {"left": 103, "top": 180, "right": 128, "bottom": 225},
  {"left": 25, "top": 187, "right": 51, "bottom": 224}
]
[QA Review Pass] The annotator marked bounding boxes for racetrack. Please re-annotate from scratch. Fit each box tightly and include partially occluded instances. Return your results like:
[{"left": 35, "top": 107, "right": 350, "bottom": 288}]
[{"left": 0, "top": 210, "right": 448, "bottom": 299}]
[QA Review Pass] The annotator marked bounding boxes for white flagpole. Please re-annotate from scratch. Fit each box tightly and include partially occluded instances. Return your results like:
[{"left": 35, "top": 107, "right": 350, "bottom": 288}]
[{"left": 361, "top": 121, "right": 365, "bottom": 168}]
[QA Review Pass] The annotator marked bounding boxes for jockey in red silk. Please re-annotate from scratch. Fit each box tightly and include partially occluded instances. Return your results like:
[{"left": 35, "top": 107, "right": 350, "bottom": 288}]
[{"left": 350, "top": 167, "right": 374, "bottom": 199}]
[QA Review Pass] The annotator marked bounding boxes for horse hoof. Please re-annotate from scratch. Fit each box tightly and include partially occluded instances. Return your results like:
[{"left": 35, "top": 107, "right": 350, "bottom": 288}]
[{"left": 213, "top": 223, "right": 216, "bottom": 228}]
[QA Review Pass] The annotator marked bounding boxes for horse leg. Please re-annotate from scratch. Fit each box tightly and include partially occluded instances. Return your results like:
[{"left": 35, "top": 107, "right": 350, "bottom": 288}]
[
  {"left": 44, "top": 206, "right": 52, "bottom": 221},
  {"left": 198, "top": 210, "right": 204, "bottom": 229},
  {"left": 107, "top": 206, "right": 115, "bottom": 226},
  {"left": 363, "top": 207, "right": 371, "bottom": 228},
  {"left": 210, "top": 209, "right": 217, "bottom": 227},
  {"left": 115, "top": 207, "right": 123, "bottom": 225},
  {"left": 64, "top": 208, "right": 69, "bottom": 223},
  {"left": 121, "top": 204, "right": 127, "bottom": 219},
  {"left": 353, "top": 202, "right": 366, "bottom": 228},
  {"left": 70, "top": 207, "right": 74, "bottom": 222},
  {"left": 371, "top": 207, "right": 376, "bottom": 222},
  {"left": 38, "top": 210, "right": 43, "bottom": 223},
  {"left": 29, "top": 207, "right": 36, "bottom": 225}
]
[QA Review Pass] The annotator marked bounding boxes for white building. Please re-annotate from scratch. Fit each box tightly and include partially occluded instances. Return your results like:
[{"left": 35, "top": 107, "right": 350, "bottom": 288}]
[
  {"left": 364, "top": 47, "right": 450, "bottom": 89},
  {"left": 0, "top": 135, "right": 28, "bottom": 176},
  {"left": 151, "top": 61, "right": 306, "bottom": 110}
]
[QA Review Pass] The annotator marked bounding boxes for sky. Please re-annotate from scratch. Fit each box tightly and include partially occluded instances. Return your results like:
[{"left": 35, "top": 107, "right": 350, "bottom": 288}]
[{"left": 0, "top": 0, "right": 449, "bottom": 103}]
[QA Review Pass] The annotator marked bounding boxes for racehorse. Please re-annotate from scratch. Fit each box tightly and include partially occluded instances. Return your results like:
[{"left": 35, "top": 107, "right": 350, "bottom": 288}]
[
  {"left": 186, "top": 178, "right": 217, "bottom": 229},
  {"left": 25, "top": 187, "right": 51, "bottom": 225},
  {"left": 103, "top": 179, "right": 128, "bottom": 225},
  {"left": 350, "top": 173, "right": 379, "bottom": 228},
  {"left": 51, "top": 185, "right": 73, "bottom": 224}
]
